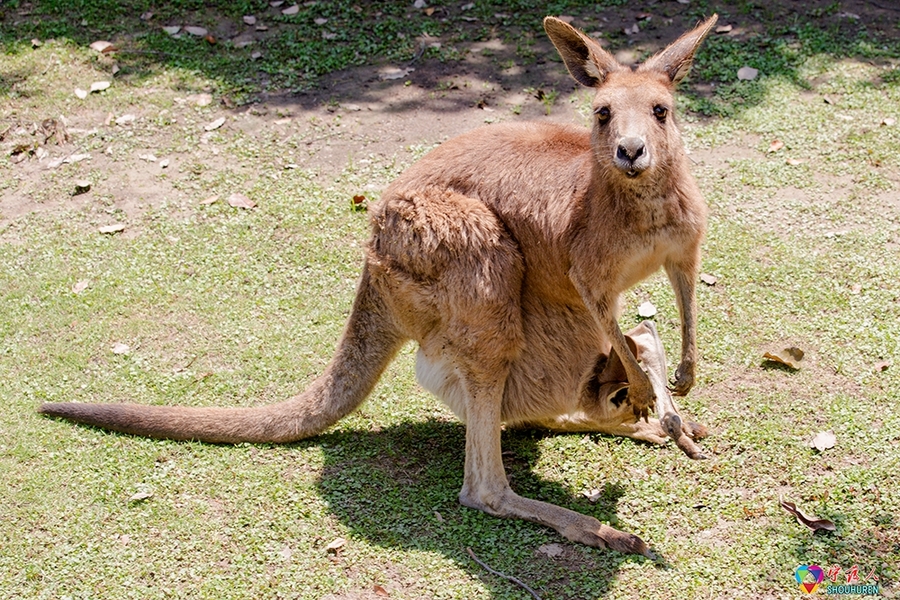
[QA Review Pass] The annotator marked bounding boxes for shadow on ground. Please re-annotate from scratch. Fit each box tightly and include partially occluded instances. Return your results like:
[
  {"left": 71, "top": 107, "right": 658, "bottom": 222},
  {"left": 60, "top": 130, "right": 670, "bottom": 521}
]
[{"left": 311, "top": 419, "right": 651, "bottom": 598}]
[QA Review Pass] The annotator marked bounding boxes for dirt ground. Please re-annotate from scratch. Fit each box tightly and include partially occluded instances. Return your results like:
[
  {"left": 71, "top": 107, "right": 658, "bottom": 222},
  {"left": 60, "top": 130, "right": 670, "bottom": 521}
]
[{"left": 3, "top": 0, "right": 898, "bottom": 227}]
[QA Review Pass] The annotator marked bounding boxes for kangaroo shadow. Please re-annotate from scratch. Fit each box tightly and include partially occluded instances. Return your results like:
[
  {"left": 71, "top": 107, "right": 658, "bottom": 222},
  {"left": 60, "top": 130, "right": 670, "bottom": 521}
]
[{"left": 309, "top": 419, "right": 655, "bottom": 598}]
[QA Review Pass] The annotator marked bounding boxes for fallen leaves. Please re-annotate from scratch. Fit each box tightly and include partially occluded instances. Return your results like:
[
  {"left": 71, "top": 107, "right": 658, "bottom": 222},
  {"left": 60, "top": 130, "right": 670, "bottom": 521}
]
[
  {"left": 637, "top": 301, "right": 657, "bottom": 318},
  {"left": 204, "top": 117, "right": 226, "bottom": 131},
  {"left": 89, "top": 40, "right": 116, "bottom": 53},
  {"left": 763, "top": 346, "right": 805, "bottom": 370},
  {"left": 325, "top": 537, "right": 346, "bottom": 553},
  {"left": 699, "top": 273, "right": 718, "bottom": 286},
  {"left": 72, "top": 280, "right": 90, "bottom": 294},
  {"left": 351, "top": 194, "right": 367, "bottom": 212},
  {"left": 780, "top": 498, "right": 836, "bottom": 532},
  {"left": 227, "top": 193, "right": 256, "bottom": 209},
  {"left": 582, "top": 488, "right": 602, "bottom": 503},
  {"left": 768, "top": 139, "right": 784, "bottom": 153},
  {"left": 379, "top": 66, "right": 414, "bottom": 81},
  {"left": 373, "top": 584, "right": 390, "bottom": 597},
  {"left": 737, "top": 66, "right": 759, "bottom": 81},
  {"left": 129, "top": 487, "right": 153, "bottom": 502},
  {"left": 73, "top": 179, "right": 92, "bottom": 195},
  {"left": 282, "top": 4, "right": 300, "bottom": 15},
  {"left": 111, "top": 342, "right": 130, "bottom": 355},
  {"left": 537, "top": 543, "right": 564, "bottom": 558},
  {"left": 809, "top": 430, "right": 836, "bottom": 452},
  {"left": 99, "top": 223, "right": 126, "bottom": 234},
  {"left": 715, "top": 24, "right": 733, "bottom": 34}
]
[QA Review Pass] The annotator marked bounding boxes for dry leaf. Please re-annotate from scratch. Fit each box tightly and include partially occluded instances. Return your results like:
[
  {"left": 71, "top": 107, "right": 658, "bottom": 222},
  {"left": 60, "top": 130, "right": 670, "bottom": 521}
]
[
  {"left": 31, "top": 38, "right": 42, "bottom": 48},
  {"left": 140, "top": 11, "right": 153, "bottom": 21},
  {"left": 72, "top": 279, "right": 90, "bottom": 294},
  {"left": 537, "top": 543, "right": 564, "bottom": 558},
  {"left": 99, "top": 223, "right": 126, "bottom": 234},
  {"left": 763, "top": 346, "right": 804, "bottom": 369},
  {"left": 139, "top": 153, "right": 157, "bottom": 162},
  {"left": 882, "top": 117, "right": 896, "bottom": 127},
  {"left": 850, "top": 283, "right": 862, "bottom": 294},
  {"left": 582, "top": 488, "right": 602, "bottom": 503},
  {"left": 715, "top": 24, "right": 733, "bottom": 34},
  {"left": 270, "top": 0, "right": 284, "bottom": 6},
  {"left": 823, "top": 95, "right": 834, "bottom": 105},
  {"left": 75, "top": 88, "right": 89, "bottom": 99},
  {"left": 699, "top": 273, "right": 718, "bottom": 286},
  {"left": 874, "top": 359, "right": 891, "bottom": 372},
  {"left": 424, "top": 7, "right": 435, "bottom": 15},
  {"left": 227, "top": 193, "right": 256, "bottom": 209},
  {"left": 380, "top": 66, "right": 414, "bottom": 80},
  {"left": 637, "top": 301, "right": 657, "bottom": 318},
  {"left": 314, "top": 17, "right": 328, "bottom": 25},
  {"left": 89, "top": 40, "right": 115, "bottom": 53},
  {"left": 779, "top": 498, "right": 836, "bottom": 532},
  {"left": 677, "top": 0, "right": 690, "bottom": 4},
  {"left": 204, "top": 34, "right": 216, "bottom": 44},
  {"left": 624, "top": 23, "right": 639, "bottom": 36},
  {"left": 129, "top": 490, "right": 153, "bottom": 502},
  {"left": 163, "top": 25, "right": 181, "bottom": 35},
  {"left": 251, "top": 51, "right": 263, "bottom": 60},
  {"left": 373, "top": 585, "right": 390, "bottom": 597},
  {"left": 200, "top": 195, "right": 219, "bottom": 205},
  {"left": 74, "top": 180, "right": 92, "bottom": 194},
  {"left": 433, "top": 511, "right": 443, "bottom": 523},
  {"left": 159, "top": 158, "right": 170, "bottom": 168},
  {"left": 187, "top": 93, "right": 212, "bottom": 107},
  {"left": 184, "top": 26, "right": 208, "bottom": 36},
  {"left": 112, "top": 342, "right": 130, "bottom": 354},
  {"left": 768, "top": 139, "right": 784, "bottom": 153},
  {"left": 737, "top": 66, "right": 759, "bottom": 81},
  {"left": 278, "top": 546, "right": 292, "bottom": 560},
  {"left": 115, "top": 113, "right": 136, "bottom": 125},
  {"left": 282, "top": 4, "right": 300, "bottom": 15},
  {"left": 786, "top": 158, "right": 805, "bottom": 166},
  {"left": 204, "top": 117, "right": 226, "bottom": 131},
  {"left": 65, "top": 154, "right": 91, "bottom": 164},
  {"left": 810, "top": 430, "right": 836, "bottom": 452},
  {"left": 243, "top": 15, "right": 257, "bottom": 25},
  {"left": 90, "top": 81, "right": 111, "bottom": 92},
  {"left": 325, "top": 538, "right": 346, "bottom": 553},
  {"left": 413, "top": 0, "right": 427, "bottom": 7}
]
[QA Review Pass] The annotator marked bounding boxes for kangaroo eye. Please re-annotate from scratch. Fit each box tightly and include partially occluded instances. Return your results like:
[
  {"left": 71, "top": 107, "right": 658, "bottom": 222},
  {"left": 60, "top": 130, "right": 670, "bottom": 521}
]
[
  {"left": 595, "top": 106, "right": 611, "bottom": 123},
  {"left": 653, "top": 105, "right": 668, "bottom": 121}
]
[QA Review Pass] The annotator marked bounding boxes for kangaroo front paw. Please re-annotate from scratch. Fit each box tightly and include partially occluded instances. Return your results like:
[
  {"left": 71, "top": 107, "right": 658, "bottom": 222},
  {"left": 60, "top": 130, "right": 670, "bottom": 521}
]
[
  {"left": 671, "top": 360, "right": 695, "bottom": 396},
  {"left": 629, "top": 383, "right": 656, "bottom": 422}
]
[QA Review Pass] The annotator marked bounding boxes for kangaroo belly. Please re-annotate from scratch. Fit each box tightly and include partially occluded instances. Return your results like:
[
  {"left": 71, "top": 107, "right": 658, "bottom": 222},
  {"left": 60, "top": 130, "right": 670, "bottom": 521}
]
[{"left": 415, "top": 297, "right": 607, "bottom": 425}]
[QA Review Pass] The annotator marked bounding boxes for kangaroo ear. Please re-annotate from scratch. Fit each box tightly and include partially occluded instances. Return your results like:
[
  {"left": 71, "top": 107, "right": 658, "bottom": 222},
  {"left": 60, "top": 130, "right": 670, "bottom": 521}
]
[
  {"left": 640, "top": 14, "right": 718, "bottom": 85},
  {"left": 544, "top": 16, "right": 619, "bottom": 88}
]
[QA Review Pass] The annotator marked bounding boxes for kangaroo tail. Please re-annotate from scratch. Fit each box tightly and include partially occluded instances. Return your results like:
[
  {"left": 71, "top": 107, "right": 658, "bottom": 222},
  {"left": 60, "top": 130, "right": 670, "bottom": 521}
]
[{"left": 39, "top": 268, "right": 406, "bottom": 443}]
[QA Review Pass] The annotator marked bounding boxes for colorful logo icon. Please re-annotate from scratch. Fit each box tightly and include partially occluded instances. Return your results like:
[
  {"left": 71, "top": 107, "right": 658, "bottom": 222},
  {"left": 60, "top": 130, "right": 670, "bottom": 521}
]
[{"left": 796, "top": 564, "right": 825, "bottom": 594}]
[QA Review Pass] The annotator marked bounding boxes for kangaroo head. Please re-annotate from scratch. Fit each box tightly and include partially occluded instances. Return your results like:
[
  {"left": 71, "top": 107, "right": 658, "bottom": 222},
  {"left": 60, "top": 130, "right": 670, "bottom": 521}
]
[{"left": 544, "top": 15, "right": 717, "bottom": 184}]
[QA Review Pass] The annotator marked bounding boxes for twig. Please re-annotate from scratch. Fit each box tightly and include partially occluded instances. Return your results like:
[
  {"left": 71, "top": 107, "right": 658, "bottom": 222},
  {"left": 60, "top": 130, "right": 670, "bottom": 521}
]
[{"left": 466, "top": 547, "right": 543, "bottom": 600}]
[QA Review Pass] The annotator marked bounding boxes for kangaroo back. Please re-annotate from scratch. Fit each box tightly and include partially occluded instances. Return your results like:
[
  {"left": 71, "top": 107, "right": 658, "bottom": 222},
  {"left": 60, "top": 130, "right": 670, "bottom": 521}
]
[{"left": 39, "top": 268, "right": 405, "bottom": 443}]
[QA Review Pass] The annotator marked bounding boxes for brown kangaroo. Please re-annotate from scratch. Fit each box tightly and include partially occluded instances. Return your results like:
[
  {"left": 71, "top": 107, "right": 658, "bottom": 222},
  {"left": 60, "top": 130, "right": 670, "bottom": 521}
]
[{"left": 40, "top": 14, "right": 718, "bottom": 556}]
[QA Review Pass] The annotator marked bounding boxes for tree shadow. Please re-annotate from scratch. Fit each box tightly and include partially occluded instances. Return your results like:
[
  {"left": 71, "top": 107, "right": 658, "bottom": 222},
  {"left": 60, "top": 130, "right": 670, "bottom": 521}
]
[
  {"left": 310, "top": 419, "right": 654, "bottom": 598},
  {"left": 2, "top": 0, "right": 898, "bottom": 116}
]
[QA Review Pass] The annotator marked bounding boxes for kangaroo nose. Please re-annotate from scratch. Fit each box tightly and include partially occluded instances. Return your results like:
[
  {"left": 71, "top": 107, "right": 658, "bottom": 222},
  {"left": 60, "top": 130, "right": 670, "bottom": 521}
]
[{"left": 617, "top": 137, "right": 645, "bottom": 162}]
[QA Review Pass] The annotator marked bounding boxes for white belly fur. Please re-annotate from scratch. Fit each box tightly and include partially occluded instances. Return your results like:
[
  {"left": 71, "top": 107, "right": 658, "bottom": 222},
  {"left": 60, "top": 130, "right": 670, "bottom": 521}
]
[{"left": 414, "top": 347, "right": 468, "bottom": 423}]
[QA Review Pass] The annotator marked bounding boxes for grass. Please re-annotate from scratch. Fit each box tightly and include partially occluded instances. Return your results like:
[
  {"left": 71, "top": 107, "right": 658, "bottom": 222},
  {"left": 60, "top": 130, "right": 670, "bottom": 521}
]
[{"left": 2, "top": 1, "right": 900, "bottom": 599}]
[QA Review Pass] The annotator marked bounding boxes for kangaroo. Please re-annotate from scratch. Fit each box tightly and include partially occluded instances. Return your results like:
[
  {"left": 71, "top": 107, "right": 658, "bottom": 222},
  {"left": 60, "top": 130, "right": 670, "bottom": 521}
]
[{"left": 40, "top": 15, "right": 718, "bottom": 556}]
